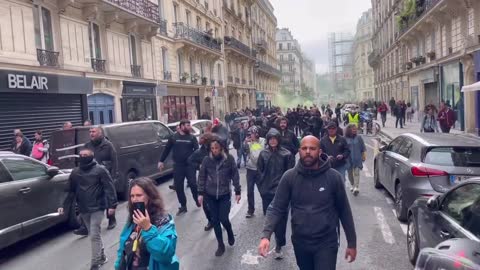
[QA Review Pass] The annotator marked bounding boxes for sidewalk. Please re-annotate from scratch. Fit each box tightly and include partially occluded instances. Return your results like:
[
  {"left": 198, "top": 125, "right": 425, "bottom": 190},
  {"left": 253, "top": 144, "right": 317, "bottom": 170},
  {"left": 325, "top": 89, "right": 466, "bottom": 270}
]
[{"left": 375, "top": 115, "right": 464, "bottom": 140}]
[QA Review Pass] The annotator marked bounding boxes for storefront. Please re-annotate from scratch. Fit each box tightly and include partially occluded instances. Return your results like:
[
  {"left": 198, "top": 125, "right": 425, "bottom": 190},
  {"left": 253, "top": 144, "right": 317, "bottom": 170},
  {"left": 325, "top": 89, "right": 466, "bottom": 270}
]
[
  {"left": 256, "top": 91, "right": 265, "bottom": 109},
  {"left": 441, "top": 62, "right": 464, "bottom": 131},
  {"left": 121, "top": 81, "right": 158, "bottom": 122},
  {"left": 0, "top": 70, "right": 92, "bottom": 150},
  {"left": 162, "top": 86, "right": 200, "bottom": 123}
]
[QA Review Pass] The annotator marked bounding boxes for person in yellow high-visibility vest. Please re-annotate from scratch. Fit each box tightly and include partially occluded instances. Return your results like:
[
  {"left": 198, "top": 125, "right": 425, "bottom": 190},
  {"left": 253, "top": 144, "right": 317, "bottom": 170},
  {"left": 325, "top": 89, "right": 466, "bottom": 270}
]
[{"left": 346, "top": 110, "right": 360, "bottom": 127}]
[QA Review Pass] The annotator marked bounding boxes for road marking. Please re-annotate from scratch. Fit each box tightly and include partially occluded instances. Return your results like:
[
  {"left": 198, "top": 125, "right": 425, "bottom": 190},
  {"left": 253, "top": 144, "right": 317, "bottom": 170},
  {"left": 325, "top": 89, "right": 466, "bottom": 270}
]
[
  {"left": 363, "top": 166, "right": 373, "bottom": 177},
  {"left": 365, "top": 143, "right": 375, "bottom": 150},
  {"left": 392, "top": 209, "right": 408, "bottom": 235},
  {"left": 374, "top": 207, "right": 396, "bottom": 244}
]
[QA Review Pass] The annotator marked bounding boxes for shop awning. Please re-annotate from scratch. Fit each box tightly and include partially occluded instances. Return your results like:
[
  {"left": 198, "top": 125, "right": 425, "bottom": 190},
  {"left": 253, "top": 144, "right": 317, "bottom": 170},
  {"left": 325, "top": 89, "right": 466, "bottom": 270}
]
[{"left": 461, "top": 81, "right": 480, "bottom": 92}]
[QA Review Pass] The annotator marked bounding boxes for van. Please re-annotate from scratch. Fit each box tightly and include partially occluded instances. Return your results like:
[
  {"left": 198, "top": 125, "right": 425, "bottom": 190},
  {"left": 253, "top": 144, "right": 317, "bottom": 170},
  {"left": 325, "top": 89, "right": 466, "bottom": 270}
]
[{"left": 49, "top": 121, "right": 174, "bottom": 200}]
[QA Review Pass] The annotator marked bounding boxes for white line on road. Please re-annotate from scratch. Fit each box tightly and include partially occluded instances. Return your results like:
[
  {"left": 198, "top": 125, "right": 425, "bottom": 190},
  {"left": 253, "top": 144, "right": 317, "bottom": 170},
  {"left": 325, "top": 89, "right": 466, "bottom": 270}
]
[
  {"left": 374, "top": 207, "right": 396, "bottom": 244},
  {"left": 392, "top": 209, "right": 408, "bottom": 235},
  {"left": 363, "top": 166, "right": 373, "bottom": 178}
]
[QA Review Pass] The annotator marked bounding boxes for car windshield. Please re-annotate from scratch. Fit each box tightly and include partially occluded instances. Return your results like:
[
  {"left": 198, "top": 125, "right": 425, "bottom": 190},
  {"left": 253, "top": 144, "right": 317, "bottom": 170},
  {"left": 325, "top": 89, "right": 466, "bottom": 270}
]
[{"left": 424, "top": 147, "right": 480, "bottom": 167}]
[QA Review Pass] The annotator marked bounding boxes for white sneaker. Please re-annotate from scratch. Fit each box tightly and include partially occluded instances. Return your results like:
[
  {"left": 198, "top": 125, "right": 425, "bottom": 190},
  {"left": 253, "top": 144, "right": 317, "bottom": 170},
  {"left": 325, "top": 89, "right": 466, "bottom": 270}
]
[
  {"left": 274, "top": 247, "right": 284, "bottom": 260},
  {"left": 353, "top": 188, "right": 359, "bottom": 196},
  {"left": 350, "top": 187, "right": 354, "bottom": 192}
]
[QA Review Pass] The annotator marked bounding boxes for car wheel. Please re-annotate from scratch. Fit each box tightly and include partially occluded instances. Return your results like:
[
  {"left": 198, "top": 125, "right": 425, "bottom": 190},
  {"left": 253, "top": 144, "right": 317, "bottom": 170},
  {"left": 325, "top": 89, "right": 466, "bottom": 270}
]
[
  {"left": 407, "top": 214, "right": 420, "bottom": 265},
  {"left": 119, "top": 171, "right": 137, "bottom": 201},
  {"left": 67, "top": 201, "right": 81, "bottom": 229},
  {"left": 374, "top": 162, "right": 383, "bottom": 189},
  {"left": 395, "top": 182, "right": 407, "bottom": 221}
]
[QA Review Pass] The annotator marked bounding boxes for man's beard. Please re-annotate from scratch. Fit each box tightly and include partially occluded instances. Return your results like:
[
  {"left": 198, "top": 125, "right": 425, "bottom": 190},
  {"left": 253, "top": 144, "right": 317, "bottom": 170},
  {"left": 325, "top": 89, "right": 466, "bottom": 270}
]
[
  {"left": 182, "top": 128, "right": 190, "bottom": 134},
  {"left": 300, "top": 155, "right": 318, "bottom": 167}
]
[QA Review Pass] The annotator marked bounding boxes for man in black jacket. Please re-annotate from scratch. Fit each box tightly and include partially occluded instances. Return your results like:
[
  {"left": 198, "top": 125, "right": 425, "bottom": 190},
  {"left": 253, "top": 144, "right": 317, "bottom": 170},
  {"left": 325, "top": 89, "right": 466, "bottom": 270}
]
[
  {"left": 230, "top": 122, "right": 247, "bottom": 168},
  {"left": 84, "top": 126, "right": 118, "bottom": 230},
  {"left": 258, "top": 136, "right": 357, "bottom": 270},
  {"left": 257, "top": 128, "right": 295, "bottom": 259},
  {"left": 159, "top": 119, "right": 199, "bottom": 216},
  {"left": 65, "top": 148, "right": 117, "bottom": 270},
  {"left": 277, "top": 117, "right": 300, "bottom": 156},
  {"left": 320, "top": 122, "right": 350, "bottom": 180}
]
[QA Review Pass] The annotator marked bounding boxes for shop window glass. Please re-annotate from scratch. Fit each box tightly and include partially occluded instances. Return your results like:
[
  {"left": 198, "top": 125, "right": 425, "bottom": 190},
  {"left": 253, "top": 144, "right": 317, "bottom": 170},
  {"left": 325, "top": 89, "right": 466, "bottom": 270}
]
[
  {"left": 99, "top": 111, "right": 104, "bottom": 124},
  {"left": 109, "top": 110, "right": 114, "bottom": 123},
  {"left": 89, "top": 111, "right": 95, "bottom": 124},
  {"left": 33, "top": 5, "right": 54, "bottom": 51}
]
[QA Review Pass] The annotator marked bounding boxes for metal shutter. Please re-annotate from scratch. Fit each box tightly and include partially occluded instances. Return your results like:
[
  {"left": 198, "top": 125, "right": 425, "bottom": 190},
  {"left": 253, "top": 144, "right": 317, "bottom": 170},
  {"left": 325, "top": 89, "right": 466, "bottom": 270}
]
[{"left": 0, "top": 93, "right": 84, "bottom": 151}]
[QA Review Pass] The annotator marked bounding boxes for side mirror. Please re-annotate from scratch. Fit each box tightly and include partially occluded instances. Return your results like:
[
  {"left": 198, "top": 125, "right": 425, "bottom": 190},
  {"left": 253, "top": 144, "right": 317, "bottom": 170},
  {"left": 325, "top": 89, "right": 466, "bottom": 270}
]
[
  {"left": 47, "top": 166, "right": 60, "bottom": 177},
  {"left": 379, "top": 145, "right": 388, "bottom": 152},
  {"left": 427, "top": 195, "right": 440, "bottom": 211}
]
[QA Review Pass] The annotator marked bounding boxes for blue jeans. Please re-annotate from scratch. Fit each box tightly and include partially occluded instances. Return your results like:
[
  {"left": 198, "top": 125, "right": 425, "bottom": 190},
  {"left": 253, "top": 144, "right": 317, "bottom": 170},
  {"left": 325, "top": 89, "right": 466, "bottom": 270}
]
[{"left": 236, "top": 147, "right": 247, "bottom": 167}]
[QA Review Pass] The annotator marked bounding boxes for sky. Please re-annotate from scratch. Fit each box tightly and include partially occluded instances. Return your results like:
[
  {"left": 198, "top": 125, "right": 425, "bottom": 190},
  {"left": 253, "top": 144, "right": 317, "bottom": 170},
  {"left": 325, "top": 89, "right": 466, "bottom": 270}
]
[{"left": 270, "top": 0, "right": 372, "bottom": 74}]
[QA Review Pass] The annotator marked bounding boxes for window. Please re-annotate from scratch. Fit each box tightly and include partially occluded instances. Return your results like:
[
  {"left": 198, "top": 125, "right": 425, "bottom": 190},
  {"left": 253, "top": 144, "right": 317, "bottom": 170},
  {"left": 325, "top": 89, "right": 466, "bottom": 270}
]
[
  {"left": 177, "top": 52, "right": 184, "bottom": 73},
  {"left": 190, "top": 57, "right": 195, "bottom": 75},
  {"left": 153, "top": 123, "right": 171, "bottom": 140},
  {"left": 173, "top": 4, "right": 179, "bottom": 23},
  {"left": 33, "top": 5, "right": 54, "bottom": 51},
  {"left": 196, "top": 17, "right": 201, "bottom": 30},
  {"left": 162, "top": 47, "right": 168, "bottom": 71},
  {"left": 200, "top": 61, "right": 205, "bottom": 77},
  {"left": 214, "top": 27, "right": 219, "bottom": 38},
  {"left": 89, "top": 22, "right": 102, "bottom": 59},
  {"left": 2, "top": 158, "right": 47, "bottom": 181},
  {"left": 186, "top": 10, "right": 191, "bottom": 26},
  {"left": 206, "top": 22, "right": 211, "bottom": 32},
  {"left": 217, "top": 63, "right": 222, "bottom": 81},
  {"left": 387, "top": 137, "right": 404, "bottom": 153},
  {"left": 209, "top": 63, "right": 214, "bottom": 80},
  {"left": 280, "top": 54, "right": 284, "bottom": 60},
  {"left": 287, "top": 43, "right": 291, "bottom": 50},
  {"left": 129, "top": 35, "right": 137, "bottom": 65},
  {"left": 424, "top": 147, "right": 480, "bottom": 167},
  {"left": 441, "top": 183, "right": 480, "bottom": 237},
  {"left": 398, "top": 138, "right": 413, "bottom": 158}
]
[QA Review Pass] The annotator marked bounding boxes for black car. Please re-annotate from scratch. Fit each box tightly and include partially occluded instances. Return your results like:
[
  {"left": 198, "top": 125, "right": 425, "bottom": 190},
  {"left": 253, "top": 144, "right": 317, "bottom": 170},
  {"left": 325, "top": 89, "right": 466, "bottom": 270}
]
[
  {"left": 0, "top": 152, "right": 79, "bottom": 250},
  {"left": 407, "top": 179, "right": 480, "bottom": 265},
  {"left": 49, "top": 121, "right": 174, "bottom": 200}
]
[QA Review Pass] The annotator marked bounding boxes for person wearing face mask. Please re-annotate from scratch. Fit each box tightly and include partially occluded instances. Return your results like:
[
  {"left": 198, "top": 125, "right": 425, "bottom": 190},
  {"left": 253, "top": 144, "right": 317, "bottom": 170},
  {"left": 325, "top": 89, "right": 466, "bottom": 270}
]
[
  {"left": 115, "top": 177, "right": 179, "bottom": 270},
  {"left": 158, "top": 119, "right": 200, "bottom": 216},
  {"left": 197, "top": 137, "right": 241, "bottom": 257},
  {"left": 62, "top": 148, "right": 118, "bottom": 270},
  {"left": 83, "top": 126, "right": 119, "bottom": 231}
]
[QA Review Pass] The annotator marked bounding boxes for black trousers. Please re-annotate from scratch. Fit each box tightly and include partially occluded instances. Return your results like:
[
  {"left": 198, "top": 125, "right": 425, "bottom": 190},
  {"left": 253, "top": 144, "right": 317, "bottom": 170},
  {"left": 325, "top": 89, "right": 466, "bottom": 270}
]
[
  {"left": 261, "top": 193, "right": 287, "bottom": 247},
  {"left": 293, "top": 244, "right": 338, "bottom": 270},
  {"left": 173, "top": 164, "right": 198, "bottom": 208},
  {"left": 246, "top": 169, "right": 259, "bottom": 214},
  {"left": 205, "top": 194, "right": 233, "bottom": 244},
  {"left": 395, "top": 116, "right": 404, "bottom": 128},
  {"left": 380, "top": 112, "right": 387, "bottom": 127},
  {"left": 441, "top": 125, "right": 451, "bottom": 133}
]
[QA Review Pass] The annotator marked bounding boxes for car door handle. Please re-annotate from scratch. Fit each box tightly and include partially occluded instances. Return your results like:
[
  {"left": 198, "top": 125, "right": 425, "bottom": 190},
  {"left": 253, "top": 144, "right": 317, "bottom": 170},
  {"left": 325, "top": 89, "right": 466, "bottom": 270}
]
[
  {"left": 440, "top": 230, "right": 451, "bottom": 239},
  {"left": 19, "top": 187, "right": 31, "bottom": 194}
]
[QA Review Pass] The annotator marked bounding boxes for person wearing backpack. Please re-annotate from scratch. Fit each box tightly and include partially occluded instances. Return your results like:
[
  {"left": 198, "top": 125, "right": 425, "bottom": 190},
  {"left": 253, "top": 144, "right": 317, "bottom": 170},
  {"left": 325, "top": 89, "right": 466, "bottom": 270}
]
[
  {"left": 421, "top": 108, "right": 439, "bottom": 133},
  {"left": 31, "top": 130, "right": 49, "bottom": 163}
]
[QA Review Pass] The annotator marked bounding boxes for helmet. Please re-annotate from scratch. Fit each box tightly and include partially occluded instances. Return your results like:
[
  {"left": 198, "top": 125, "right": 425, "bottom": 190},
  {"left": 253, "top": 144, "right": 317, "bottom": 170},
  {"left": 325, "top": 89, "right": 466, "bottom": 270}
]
[{"left": 415, "top": 238, "right": 480, "bottom": 270}]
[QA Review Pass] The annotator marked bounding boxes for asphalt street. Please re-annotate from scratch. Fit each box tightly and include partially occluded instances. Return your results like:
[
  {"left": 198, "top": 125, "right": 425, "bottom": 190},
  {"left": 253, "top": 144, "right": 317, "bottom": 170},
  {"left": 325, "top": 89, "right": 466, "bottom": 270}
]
[{"left": 0, "top": 134, "right": 414, "bottom": 270}]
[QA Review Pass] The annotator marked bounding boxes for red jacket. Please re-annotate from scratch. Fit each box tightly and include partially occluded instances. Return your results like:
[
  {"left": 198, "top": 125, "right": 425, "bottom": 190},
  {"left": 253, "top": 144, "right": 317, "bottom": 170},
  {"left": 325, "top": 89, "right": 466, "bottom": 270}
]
[
  {"left": 438, "top": 108, "right": 455, "bottom": 127},
  {"left": 378, "top": 104, "right": 388, "bottom": 113}
]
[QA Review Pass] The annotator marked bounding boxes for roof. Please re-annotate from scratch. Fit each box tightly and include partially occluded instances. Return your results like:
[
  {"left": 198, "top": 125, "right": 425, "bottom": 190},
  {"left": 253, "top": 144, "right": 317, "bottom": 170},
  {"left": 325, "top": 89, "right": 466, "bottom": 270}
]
[{"left": 402, "top": 133, "right": 480, "bottom": 147}]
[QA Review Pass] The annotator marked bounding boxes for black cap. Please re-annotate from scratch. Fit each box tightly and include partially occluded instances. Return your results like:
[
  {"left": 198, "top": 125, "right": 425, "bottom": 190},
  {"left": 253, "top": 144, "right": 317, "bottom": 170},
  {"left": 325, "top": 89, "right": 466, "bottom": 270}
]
[{"left": 326, "top": 122, "right": 337, "bottom": 129}]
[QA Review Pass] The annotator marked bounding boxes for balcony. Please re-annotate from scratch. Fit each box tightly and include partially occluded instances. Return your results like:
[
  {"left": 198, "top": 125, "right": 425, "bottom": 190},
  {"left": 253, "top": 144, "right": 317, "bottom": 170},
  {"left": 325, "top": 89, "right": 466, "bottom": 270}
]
[
  {"left": 255, "top": 39, "right": 267, "bottom": 53},
  {"left": 104, "top": 0, "right": 160, "bottom": 23},
  {"left": 368, "top": 51, "right": 381, "bottom": 68},
  {"left": 163, "top": 71, "right": 172, "bottom": 81},
  {"left": 37, "top": 49, "right": 59, "bottom": 67},
  {"left": 173, "top": 23, "right": 222, "bottom": 55},
  {"left": 159, "top": 19, "right": 168, "bottom": 36},
  {"left": 397, "top": 0, "right": 442, "bottom": 38},
  {"left": 256, "top": 61, "right": 281, "bottom": 79},
  {"left": 201, "top": 77, "right": 208, "bottom": 85},
  {"left": 224, "top": 36, "right": 256, "bottom": 60},
  {"left": 91, "top": 58, "right": 106, "bottom": 73},
  {"left": 131, "top": 65, "right": 142, "bottom": 77}
]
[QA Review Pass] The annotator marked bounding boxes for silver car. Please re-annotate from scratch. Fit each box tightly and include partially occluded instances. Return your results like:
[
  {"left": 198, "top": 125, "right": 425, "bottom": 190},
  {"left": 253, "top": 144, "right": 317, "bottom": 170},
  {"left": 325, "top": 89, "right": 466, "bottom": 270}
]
[{"left": 374, "top": 133, "right": 480, "bottom": 221}]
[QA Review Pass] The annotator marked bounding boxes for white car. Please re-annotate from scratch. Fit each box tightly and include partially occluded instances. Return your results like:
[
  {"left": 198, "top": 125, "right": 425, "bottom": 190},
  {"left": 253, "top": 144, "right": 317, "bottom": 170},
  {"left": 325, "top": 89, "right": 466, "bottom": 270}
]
[{"left": 166, "top": 119, "right": 212, "bottom": 139}]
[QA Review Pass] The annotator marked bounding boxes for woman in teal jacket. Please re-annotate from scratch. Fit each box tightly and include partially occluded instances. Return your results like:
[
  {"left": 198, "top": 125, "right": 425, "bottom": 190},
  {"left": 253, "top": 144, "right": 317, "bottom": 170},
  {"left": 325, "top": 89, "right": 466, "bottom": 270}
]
[{"left": 115, "top": 177, "right": 179, "bottom": 270}]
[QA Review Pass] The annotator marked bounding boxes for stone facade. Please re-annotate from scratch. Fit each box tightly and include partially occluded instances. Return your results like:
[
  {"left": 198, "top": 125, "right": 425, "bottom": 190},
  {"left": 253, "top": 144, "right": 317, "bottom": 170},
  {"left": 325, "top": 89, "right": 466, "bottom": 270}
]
[{"left": 353, "top": 9, "right": 375, "bottom": 101}]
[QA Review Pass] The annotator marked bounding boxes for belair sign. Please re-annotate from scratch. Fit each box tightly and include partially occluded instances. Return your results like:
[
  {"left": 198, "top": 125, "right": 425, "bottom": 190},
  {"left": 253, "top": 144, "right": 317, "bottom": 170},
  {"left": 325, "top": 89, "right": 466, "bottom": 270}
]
[{"left": 8, "top": 73, "right": 49, "bottom": 90}]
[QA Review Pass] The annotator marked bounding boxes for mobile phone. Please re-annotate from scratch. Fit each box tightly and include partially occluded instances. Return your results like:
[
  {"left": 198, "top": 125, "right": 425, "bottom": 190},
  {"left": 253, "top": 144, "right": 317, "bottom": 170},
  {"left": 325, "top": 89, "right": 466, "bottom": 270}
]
[{"left": 133, "top": 202, "right": 146, "bottom": 215}]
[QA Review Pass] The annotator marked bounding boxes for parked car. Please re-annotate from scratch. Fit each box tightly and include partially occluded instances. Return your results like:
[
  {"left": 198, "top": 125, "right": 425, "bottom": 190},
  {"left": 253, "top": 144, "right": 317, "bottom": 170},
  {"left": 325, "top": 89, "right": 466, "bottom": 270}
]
[
  {"left": 415, "top": 238, "right": 480, "bottom": 270},
  {"left": 374, "top": 133, "right": 480, "bottom": 221},
  {"left": 167, "top": 122, "right": 203, "bottom": 139},
  {"left": 407, "top": 179, "right": 480, "bottom": 265},
  {"left": 0, "top": 151, "right": 79, "bottom": 250},
  {"left": 49, "top": 121, "right": 174, "bottom": 200}
]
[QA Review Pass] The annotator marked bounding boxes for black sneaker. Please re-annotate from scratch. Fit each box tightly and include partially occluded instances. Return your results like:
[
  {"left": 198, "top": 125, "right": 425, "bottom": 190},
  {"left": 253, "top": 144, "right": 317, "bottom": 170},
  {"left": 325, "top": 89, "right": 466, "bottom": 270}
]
[
  {"left": 73, "top": 227, "right": 88, "bottom": 236},
  {"left": 107, "top": 217, "right": 116, "bottom": 230},
  {"left": 90, "top": 265, "right": 100, "bottom": 270},
  {"left": 227, "top": 232, "right": 235, "bottom": 246},
  {"left": 99, "top": 254, "right": 108, "bottom": 265},
  {"left": 176, "top": 207, "right": 187, "bottom": 216},
  {"left": 204, "top": 222, "right": 213, "bottom": 231},
  {"left": 245, "top": 212, "right": 254, "bottom": 218},
  {"left": 215, "top": 243, "right": 226, "bottom": 256},
  {"left": 169, "top": 185, "right": 176, "bottom": 190}
]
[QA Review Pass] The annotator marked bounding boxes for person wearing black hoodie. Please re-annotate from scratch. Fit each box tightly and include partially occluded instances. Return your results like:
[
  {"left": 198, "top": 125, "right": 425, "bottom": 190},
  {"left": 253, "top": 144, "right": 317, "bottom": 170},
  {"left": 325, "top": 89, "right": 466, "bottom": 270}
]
[
  {"left": 258, "top": 136, "right": 357, "bottom": 270},
  {"left": 198, "top": 138, "right": 241, "bottom": 257},
  {"left": 257, "top": 128, "right": 295, "bottom": 259},
  {"left": 276, "top": 117, "right": 300, "bottom": 156}
]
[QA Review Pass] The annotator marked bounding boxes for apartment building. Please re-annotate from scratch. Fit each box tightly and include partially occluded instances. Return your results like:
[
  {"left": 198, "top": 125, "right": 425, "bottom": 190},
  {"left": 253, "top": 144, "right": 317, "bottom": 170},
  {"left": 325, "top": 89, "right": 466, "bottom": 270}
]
[
  {"left": 252, "top": 0, "right": 281, "bottom": 108},
  {"left": 302, "top": 56, "right": 316, "bottom": 95},
  {"left": 353, "top": 9, "right": 374, "bottom": 101},
  {"left": 276, "top": 28, "right": 302, "bottom": 96},
  {"left": 328, "top": 32, "right": 355, "bottom": 101},
  {"left": 371, "top": 0, "right": 480, "bottom": 133}
]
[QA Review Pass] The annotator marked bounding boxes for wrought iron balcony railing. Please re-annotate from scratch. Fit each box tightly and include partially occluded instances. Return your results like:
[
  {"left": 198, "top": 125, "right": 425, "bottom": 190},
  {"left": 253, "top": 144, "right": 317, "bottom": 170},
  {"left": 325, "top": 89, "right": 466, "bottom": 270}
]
[
  {"left": 398, "top": 0, "right": 441, "bottom": 37},
  {"left": 131, "top": 65, "right": 142, "bottom": 77},
  {"left": 224, "top": 36, "right": 255, "bottom": 58},
  {"left": 201, "top": 77, "right": 208, "bottom": 85},
  {"left": 256, "top": 61, "right": 281, "bottom": 78},
  {"left": 91, "top": 58, "right": 106, "bottom": 73},
  {"left": 163, "top": 71, "right": 172, "bottom": 80},
  {"left": 37, "top": 49, "right": 59, "bottom": 67},
  {"left": 105, "top": 0, "right": 160, "bottom": 23},
  {"left": 159, "top": 19, "right": 168, "bottom": 36},
  {"left": 256, "top": 39, "right": 267, "bottom": 51},
  {"left": 173, "top": 23, "right": 222, "bottom": 52}
]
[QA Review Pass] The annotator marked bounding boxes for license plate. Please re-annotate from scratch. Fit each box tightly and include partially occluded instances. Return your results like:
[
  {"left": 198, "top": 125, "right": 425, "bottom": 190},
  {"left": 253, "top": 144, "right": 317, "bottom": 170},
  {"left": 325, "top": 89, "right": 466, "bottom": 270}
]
[{"left": 449, "top": 175, "right": 470, "bottom": 184}]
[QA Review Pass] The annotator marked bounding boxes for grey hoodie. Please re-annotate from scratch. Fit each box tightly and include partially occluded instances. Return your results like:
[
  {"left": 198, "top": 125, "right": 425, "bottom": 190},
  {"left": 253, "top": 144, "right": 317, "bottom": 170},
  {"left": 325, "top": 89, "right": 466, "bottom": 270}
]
[{"left": 244, "top": 137, "right": 266, "bottom": 170}]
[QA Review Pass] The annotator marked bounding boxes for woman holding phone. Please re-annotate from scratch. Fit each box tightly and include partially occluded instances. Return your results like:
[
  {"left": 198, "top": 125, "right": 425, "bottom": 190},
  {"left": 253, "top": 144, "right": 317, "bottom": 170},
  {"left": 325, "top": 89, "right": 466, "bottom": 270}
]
[
  {"left": 198, "top": 136, "right": 241, "bottom": 257},
  {"left": 115, "top": 177, "right": 179, "bottom": 270}
]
